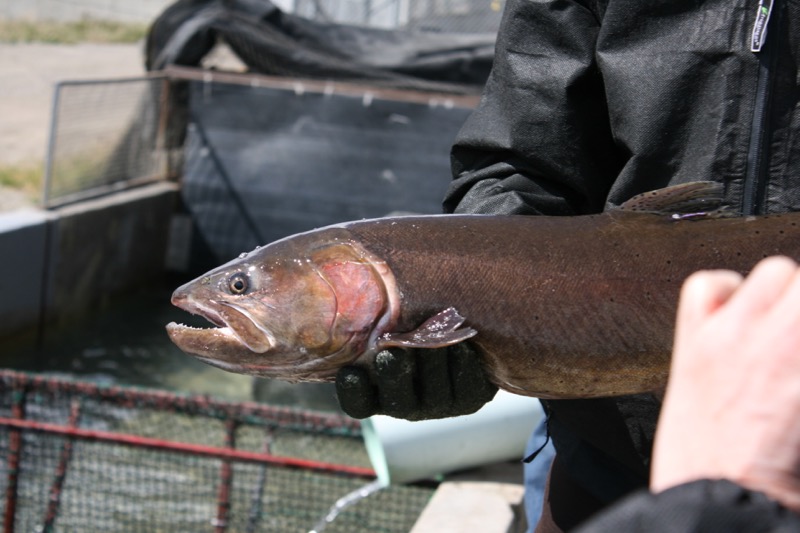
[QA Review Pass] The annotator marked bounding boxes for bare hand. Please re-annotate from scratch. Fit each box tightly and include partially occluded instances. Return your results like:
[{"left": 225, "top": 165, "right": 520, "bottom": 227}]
[{"left": 651, "top": 256, "right": 800, "bottom": 512}]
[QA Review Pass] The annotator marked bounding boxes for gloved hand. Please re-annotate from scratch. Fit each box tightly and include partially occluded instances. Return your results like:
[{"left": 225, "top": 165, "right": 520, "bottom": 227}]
[{"left": 335, "top": 342, "right": 498, "bottom": 421}]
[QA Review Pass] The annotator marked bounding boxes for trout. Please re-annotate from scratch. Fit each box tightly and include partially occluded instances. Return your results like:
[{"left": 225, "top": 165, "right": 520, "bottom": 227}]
[{"left": 166, "top": 182, "right": 800, "bottom": 398}]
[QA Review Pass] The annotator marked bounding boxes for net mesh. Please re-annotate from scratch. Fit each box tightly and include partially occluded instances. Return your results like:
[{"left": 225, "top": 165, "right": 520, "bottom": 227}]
[
  {"left": 0, "top": 371, "right": 434, "bottom": 532},
  {"left": 43, "top": 76, "right": 179, "bottom": 208}
]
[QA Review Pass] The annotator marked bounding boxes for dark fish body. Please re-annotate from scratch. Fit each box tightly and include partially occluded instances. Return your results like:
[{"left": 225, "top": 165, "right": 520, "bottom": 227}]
[
  {"left": 330, "top": 211, "right": 799, "bottom": 397},
  {"left": 166, "top": 183, "right": 800, "bottom": 399}
]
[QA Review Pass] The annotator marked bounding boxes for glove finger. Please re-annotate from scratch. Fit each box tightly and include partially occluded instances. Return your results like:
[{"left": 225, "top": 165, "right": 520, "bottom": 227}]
[
  {"left": 449, "top": 342, "right": 498, "bottom": 414},
  {"left": 416, "top": 347, "right": 454, "bottom": 414},
  {"left": 335, "top": 366, "right": 378, "bottom": 419},
  {"left": 374, "top": 349, "right": 419, "bottom": 418}
]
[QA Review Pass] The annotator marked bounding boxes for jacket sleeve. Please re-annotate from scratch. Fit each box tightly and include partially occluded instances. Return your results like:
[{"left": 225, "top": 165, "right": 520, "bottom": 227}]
[
  {"left": 444, "top": 0, "right": 622, "bottom": 217},
  {"left": 574, "top": 479, "right": 800, "bottom": 532}
]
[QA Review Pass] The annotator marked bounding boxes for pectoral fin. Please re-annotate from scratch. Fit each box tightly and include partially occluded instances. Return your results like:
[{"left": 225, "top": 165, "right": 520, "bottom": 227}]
[{"left": 377, "top": 307, "right": 478, "bottom": 350}]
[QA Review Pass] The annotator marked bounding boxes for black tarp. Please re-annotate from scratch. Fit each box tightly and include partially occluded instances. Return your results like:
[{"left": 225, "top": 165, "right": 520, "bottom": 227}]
[{"left": 146, "top": 0, "right": 494, "bottom": 93}]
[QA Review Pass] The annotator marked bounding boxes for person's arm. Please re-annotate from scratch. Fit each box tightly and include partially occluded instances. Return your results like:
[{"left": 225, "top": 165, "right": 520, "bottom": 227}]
[
  {"left": 445, "top": 0, "right": 620, "bottom": 217},
  {"left": 574, "top": 256, "right": 800, "bottom": 531}
]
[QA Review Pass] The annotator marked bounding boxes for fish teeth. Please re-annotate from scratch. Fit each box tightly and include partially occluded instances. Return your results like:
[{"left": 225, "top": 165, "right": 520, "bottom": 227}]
[{"left": 167, "top": 321, "right": 221, "bottom": 332}]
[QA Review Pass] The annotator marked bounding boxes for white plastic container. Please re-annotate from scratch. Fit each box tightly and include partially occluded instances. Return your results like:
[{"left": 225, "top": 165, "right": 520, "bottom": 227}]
[{"left": 362, "top": 391, "right": 543, "bottom": 485}]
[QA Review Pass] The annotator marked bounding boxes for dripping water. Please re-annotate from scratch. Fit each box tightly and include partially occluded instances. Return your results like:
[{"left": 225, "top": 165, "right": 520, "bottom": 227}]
[{"left": 308, "top": 479, "right": 386, "bottom": 533}]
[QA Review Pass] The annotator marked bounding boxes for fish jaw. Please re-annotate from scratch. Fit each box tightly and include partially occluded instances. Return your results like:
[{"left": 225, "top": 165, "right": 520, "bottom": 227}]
[
  {"left": 165, "top": 320, "right": 319, "bottom": 380},
  {"left": 166, "top": 287, "right": 275, "bottom": 358},
  {"left": 166, "top": 322, "right": 258, "bottom": 361},
  {"left": 216, "top": 301, "right": 274, "bottom": 352}
]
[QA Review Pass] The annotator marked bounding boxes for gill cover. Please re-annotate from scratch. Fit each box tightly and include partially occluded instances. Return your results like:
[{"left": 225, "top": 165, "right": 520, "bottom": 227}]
[{"left": 223, "top": 238, "right": 393, "bottom": 358}]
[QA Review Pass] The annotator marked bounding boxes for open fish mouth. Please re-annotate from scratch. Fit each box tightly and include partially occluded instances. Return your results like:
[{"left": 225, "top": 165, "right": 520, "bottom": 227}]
[
  {"left": 167, "top": 293, "right": 274, "bottom": 356},
  {"left": 166, "top": 319, "right": 325, "bottom": 380},
  {"left": 169, "top": 290, "right": 227, "bottom": 327},
  {"left": 166, "top": 321, "right": 242, "bottom": 352}
]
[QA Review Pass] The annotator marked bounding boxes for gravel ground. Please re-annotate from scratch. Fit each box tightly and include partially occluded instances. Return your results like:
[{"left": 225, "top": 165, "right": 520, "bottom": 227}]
[{"left": 0, "top": 42, "right": 145, "bottom": 211}]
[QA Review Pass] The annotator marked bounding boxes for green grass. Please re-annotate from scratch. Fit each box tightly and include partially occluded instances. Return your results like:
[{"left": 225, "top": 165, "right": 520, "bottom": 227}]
[
  {"left": 45, "top": 148, "right": 116, "bottom": 200},
  {"left": 1, "top": 144, "right": 142, "bottom": 206},
  {"left": 0, "top": 162, "right": 42, "bottom": 199},
  {"left": 0, "top": 18, "right": 148, "bottom": 44}
]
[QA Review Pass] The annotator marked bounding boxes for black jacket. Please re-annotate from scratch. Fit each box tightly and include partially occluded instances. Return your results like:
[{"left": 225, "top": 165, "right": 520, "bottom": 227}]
[
  {"left": 576, "top": 480, "right": 800, "bottom": 532},
  {"left": 443, "top": 0, "right": 800, "bottom": 525},
  {"left": 447, "top": 0, "right": 800, "bottom": 218}
]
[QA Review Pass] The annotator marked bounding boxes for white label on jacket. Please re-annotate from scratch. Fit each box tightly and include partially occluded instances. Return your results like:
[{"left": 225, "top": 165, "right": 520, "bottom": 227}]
[{"left": 751, "top": 0, "right": 774, "bottom": 52}]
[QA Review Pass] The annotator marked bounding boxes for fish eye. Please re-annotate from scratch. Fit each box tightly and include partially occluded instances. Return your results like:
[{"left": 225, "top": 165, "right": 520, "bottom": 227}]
[{"left": 228, "top": 273, "right": 250, "bottom": 295}]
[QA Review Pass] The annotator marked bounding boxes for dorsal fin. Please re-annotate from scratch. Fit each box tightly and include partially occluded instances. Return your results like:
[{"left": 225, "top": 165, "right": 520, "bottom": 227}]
[{"left": 619, "top": 181, "right": 725, "bottom": 215}]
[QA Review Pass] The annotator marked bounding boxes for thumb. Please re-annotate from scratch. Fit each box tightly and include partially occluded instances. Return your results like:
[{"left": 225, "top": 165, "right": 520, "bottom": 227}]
[{"left": 675, "top": 269, "right": 743, "bottom": 346}]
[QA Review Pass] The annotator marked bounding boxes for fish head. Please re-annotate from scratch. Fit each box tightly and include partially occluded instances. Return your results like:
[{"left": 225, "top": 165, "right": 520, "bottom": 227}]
[{"left": 166, "top": 230, "right": 397, "bottom": 382}]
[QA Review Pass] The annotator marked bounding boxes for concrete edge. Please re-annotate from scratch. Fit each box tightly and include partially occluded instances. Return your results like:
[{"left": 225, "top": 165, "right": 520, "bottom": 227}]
[
  {"left": 0, "top": 182, "right": 180, "bottom": 338},
  {"left": 410, "top": 481, "right": 527, "bottom": 533}
]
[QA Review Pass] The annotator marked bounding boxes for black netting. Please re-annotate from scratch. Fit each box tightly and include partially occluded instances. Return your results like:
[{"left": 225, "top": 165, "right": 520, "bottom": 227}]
[
  {"left": 177, "top": 76, "right": 474, "bottom": 264},
  {"left": 0, "top": 371, "right": 434, "bottom": 532}
]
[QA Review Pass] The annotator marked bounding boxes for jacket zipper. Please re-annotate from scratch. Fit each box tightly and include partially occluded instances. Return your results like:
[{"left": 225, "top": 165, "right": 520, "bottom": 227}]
[{"left": 742, "top": 0, "right": 778, "bottom": 215}]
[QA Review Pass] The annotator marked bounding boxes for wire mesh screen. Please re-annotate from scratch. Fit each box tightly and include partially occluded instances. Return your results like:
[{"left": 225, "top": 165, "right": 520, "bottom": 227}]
[
  {"left": 43, "top": 76, "right": 177, "bottom": 208},
  {"left": 0, "top": 371, "right": 434, "bottom": 532},
  {"left": 177, "top": 74, "right": 475, "bottom": 263}
]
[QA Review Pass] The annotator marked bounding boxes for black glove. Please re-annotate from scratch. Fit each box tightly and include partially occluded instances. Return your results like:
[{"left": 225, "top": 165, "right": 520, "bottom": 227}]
[{"left": 335, "top": 342, "right": 498, "bottom": 421}]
